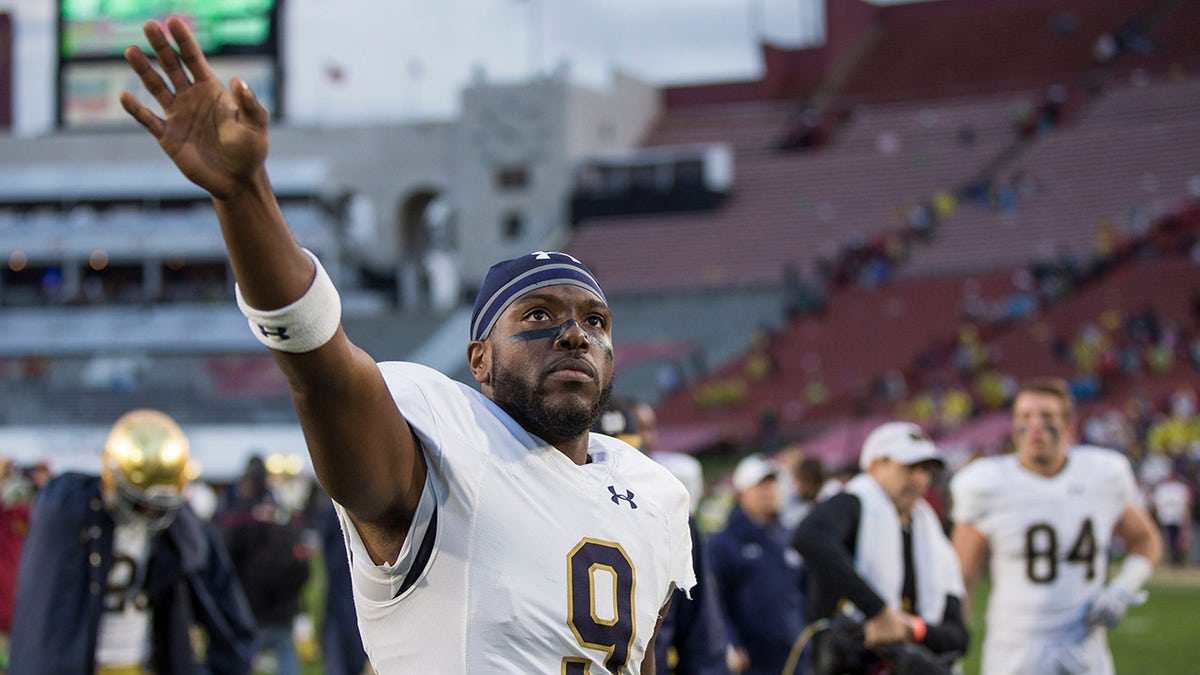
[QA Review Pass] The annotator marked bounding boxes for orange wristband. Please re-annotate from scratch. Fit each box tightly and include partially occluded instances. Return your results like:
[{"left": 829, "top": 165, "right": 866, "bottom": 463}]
[{"left": 910, "top": 616, "right": 927, "bottom": 643}]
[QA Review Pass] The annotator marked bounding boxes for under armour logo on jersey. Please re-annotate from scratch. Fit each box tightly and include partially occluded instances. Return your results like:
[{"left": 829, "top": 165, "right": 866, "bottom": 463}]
[
  {"left": 257, "top": 324, "right": 290, "bottom": 341},
  {"left": 608, "top": 486, "right": 637, "bottom": 509},
  {"left": 532, "top": 250, "right": 582, "bottom": 264}
]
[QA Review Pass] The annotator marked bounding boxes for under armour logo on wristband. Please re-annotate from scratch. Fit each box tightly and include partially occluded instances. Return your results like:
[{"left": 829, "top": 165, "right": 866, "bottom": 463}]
[
  {"left": 608, "top": 486, "right": 637, "bottom": 509},
  {"left": 237, "top": 249, "right": 341, "bottom": 354},
  {"left": 257, "top": 324, "right": 291, "bottom": 341}
]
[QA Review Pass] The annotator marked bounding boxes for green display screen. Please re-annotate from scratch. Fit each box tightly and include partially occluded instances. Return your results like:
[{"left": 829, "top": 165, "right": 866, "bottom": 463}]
[{"left": 60, "top": 0, "right": 277, "bottom": 59}]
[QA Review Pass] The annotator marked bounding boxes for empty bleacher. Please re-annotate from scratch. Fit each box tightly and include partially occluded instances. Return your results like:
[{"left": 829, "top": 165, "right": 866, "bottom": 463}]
[
  {"left": 835, "top": 0, "right": 1161, "bottom": 104},
  {"left": 569, "top": 88, "right": 1029, "bottom": 293},
  {"left": 901, "top": 77, "right": 1200, "bottom": 277}
]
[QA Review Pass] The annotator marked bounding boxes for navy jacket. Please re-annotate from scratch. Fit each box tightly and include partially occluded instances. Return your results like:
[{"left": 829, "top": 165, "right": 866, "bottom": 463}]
[
  {"left": 9, "top": 473, "right": 257, "bottom": 674},
  {"left": 707, "top": 505, "right": 806, "bottom": 675}
]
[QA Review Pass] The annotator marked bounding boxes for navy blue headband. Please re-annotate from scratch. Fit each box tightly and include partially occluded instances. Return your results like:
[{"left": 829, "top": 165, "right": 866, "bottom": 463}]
[{"left": 470, "top": 251, "right": 607, "bottom": 341}]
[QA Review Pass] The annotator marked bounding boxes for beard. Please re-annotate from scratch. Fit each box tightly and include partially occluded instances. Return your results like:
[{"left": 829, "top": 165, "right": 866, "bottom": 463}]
[{"left": 490, "top": 351, "right": 613, "bottom": 443}]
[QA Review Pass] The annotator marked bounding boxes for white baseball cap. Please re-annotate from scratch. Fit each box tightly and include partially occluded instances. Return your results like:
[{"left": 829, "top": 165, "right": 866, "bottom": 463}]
[
  {"left": 859, "top": 422, "right": 944, "bottom": 471},
  {"left": 732, "top": 453, "right": 778, "bottom": 492}
]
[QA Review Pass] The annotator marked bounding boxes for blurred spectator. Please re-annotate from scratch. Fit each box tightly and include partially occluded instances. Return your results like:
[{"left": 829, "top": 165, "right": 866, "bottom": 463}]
[
  {"left": 1115, "top": 16, "right": 1154, "bottom": 56},
  {"left": 658, "top": 361, "right": 685, "bottom": 396},
  {"left": 318, "top": 501, "right": 367, "bottom": 675},
  {"left": 0, "top": 459, "right": 35, "bottom": 667},
  {"left": 26, "top": 460, "right": 52, "bottom": 494},
  {"left": 973, "top": 370, "right": 1016, "bottom": 411},
  {"left": 1151, "top": 472, "right": 1193, "bottom": 565},
  {"left": 745, "top": 327, "right": 780, "bottom": 382},
  {"left": 1083, "top": 409, "right": 1135, "bottom": 453},
  {"left": 777, "top": 103, "right": 829, "bottom": 151},
  {"left": 780, "top": 455, "right": 834, "bottom": 531},
  {"left": 940, "top": 388, "right": 975, "bottom": 431},
  {"left": 217, "top": 456, "right": 311, "bottom": 675},
  {"left": 1093, "top": 33, "right": 1118, "bottom": 64},
  {"left": 708, "top": 454, "right": 806, "bottom": 675},
  {"left": 783, "top": 263, "right": 827, "bottom": 319}
]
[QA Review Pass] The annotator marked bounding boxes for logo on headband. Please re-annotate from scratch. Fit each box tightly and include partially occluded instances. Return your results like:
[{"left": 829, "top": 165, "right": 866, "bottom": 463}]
[
  {"left": 532, "top": 251, "right": 582, "bottom": 263},
  {"left": 470, "top": 251, "right": 607, "bottom": 341}
]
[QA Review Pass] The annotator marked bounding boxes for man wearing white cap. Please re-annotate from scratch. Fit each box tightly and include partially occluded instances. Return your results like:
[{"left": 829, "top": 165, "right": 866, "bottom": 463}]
[
  {"left": 793, "top": 422, "right": 967, "bottom": 675},
  {"left": 708, "top": 454, "right": 806, "bottom": 674}
]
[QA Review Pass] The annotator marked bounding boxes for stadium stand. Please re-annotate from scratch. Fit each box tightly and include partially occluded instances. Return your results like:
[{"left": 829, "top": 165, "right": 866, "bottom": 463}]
[{"left": 571, "top": 0, "right": 1200, "bottom": 452}]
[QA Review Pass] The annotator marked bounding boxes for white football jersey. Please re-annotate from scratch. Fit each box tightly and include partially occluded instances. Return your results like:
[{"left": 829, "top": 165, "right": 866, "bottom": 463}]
[
  {"left": 95, "top": 520, "right": 151, "bottom": 667},
  {"left": 950, "top": 447, "right": 1138, "bottom": 642},
  {"left": 336, "top": 362, "right": 696, "bottom": 673}
]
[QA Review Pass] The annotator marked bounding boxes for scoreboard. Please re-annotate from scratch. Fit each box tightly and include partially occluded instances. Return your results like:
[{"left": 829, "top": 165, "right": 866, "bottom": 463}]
[{"left": 57, "top": 0, "right": 282, "bottom": 128}]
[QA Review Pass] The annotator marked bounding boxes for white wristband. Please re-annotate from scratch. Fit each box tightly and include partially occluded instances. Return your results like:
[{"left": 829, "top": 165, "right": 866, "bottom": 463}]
[
  {"left": 1111, "top": 553, "right": 1154, "bottom": 594},
  {"left": 235, "top": 249, "right": 341, "bottom": 353}
]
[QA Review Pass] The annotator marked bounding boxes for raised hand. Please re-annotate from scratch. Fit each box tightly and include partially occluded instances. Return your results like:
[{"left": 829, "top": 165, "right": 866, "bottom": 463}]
[{"left": 119, "top": 17, "right": 269, "bottom": 200}]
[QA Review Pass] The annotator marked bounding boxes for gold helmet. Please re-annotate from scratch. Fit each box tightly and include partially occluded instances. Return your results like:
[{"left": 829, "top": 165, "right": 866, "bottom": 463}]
[{"left": 101, "top": 409, "right": 191, "bottom": 532}]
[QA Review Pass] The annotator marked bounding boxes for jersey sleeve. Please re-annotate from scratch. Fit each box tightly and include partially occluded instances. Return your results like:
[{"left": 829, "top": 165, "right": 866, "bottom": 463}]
[
  {"left": 332, "top": 361, "right": 474, "bottom": 603},
  {"left": 335, "top": 468, "right": 439, "bottom": 604}
]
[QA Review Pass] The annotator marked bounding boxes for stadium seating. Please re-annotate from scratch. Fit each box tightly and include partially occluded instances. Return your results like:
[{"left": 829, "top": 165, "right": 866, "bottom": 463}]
[
  {"left": 902, "top": 78, "right": 1200, "bottom": 277},
  {"left": 588, "top": 0, "right": 1200, "bottom": 450},
  {"left": 834, "top": 0, "right": 1162, "bottom": 104}
]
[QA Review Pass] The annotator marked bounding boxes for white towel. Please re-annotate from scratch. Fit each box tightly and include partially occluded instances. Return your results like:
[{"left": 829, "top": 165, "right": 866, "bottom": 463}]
[{"left": 844, "top": 473, "right": 965, "bottom": 622}]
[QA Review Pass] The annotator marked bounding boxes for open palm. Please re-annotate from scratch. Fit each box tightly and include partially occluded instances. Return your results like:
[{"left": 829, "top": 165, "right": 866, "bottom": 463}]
[{"left": 120, "top": 17, "right": 269, "bottom": 200}]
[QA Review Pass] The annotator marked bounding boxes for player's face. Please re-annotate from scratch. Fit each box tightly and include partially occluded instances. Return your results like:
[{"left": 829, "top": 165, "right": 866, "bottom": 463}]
[
  {"left": 483, "top": 285, "right": 615, "bottom": 442},
  {"left": 1012, "top": 391, "right": 1072, "bottom": 473},
  {"left": 873, "top": 459, "right": 934, "bottom": 517}
]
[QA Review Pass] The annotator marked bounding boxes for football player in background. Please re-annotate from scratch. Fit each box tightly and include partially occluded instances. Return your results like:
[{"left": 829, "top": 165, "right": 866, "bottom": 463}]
[
  {"left": 9, "top": 409, "right": 256, "bottom": 674},
  {"left": 120, "top": 18, "right": 694, "bottom": 673},
  {"left": 950, "top": 378, "right": 1162, "bottom": 675}
]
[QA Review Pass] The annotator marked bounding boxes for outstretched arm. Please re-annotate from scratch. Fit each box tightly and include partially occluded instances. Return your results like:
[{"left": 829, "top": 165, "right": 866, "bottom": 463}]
[{"left": 120, "top": 18, "right": 422, "bottom": 564}]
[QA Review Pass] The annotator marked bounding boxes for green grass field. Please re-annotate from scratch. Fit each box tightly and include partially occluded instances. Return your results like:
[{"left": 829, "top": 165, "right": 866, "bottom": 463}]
[{"left": 961, "top": 567, "right": 1200, "bottom": 675}]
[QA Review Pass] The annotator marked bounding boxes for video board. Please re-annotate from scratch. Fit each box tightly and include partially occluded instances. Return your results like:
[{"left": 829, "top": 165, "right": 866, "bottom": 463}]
[{"left": 57, "top": 0, "right": 282, "bottom": 129}]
